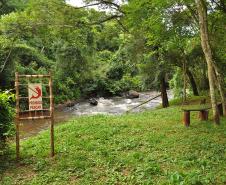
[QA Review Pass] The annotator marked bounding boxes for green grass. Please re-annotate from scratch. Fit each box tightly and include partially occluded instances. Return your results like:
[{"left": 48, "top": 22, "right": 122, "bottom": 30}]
[{"left": 0, "top": 105, "right": 226, "bottom": 185}]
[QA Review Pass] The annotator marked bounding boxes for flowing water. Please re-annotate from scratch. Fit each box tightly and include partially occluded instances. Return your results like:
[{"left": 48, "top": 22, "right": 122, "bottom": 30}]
[{"left": 19, "top": 91, "right": 173, "bottom": 139}]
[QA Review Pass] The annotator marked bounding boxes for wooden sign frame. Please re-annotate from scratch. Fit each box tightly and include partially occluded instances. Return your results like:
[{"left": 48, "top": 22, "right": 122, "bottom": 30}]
[{"left": 15, "top": 73, "right": 55, "bottom": 160}]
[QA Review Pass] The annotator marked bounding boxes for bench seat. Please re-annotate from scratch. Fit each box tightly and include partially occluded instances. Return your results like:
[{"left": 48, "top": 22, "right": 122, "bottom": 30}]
[
  {"left": 181, "top": 103, "right": 224, "bottom": 127},
  {"left": 181, "top": 105, "right": 211, "bottom": 127}
]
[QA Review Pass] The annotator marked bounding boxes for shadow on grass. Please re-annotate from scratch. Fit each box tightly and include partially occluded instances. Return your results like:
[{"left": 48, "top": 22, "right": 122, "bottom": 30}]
[{"left": 0, "top": 146, "right": 17, "bottom": 175}]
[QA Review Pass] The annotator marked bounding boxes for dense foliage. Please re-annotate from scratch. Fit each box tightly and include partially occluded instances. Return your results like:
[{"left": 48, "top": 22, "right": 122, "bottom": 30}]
[
  {"left": 0, "top": 0, "right": 225, "bottom": 104},
  {"left": 0, "top": 0, "right": 144, "bottom": 103},
  {"left": 0, "top": 90, "right": 15, "bottom": 154}
]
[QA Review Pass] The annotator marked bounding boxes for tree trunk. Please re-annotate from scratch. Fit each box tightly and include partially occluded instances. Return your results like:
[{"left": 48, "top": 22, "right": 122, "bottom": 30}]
[
  {"left": 217, "top": 79, "right": 226, "bottom": 116},
  {"left": 183, "top": 60, "right": 187, "bottom": 102},
  {"left": 201, "top": 65, "right": 209, "bottom": 90},
  {"left": 161, "top": 76, "right": 169, "bottom": 108},
  {"left": 186, "top": 69, "right": 199, "bottom": 96},
  {"left": 213, "top": 67, "right": 226, "bottom": 116},
  {"left": 196, "top": 0, "right": 220, "bottom": 124}
]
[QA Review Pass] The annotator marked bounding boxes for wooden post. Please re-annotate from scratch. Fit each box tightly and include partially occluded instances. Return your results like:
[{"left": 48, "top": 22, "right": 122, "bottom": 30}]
[
  {"left": 217, "top": 103, "right": 223, "bottom": 116},
  {"left": 205, "top": 111, "right": 209, "bottom": 120},
  {"left": 15, "top": 72, "right": 20, "bottom": 160},
  {"left": 199, "top": 110, "right": 208, "bottom": 121},
  {"left": 225, "top": 105, "right": 226, "bottom": 117},
  {"left": 28, "top": 78, "right": 32, "bottom": 119},
  {"left": 183, "top": 111, "right": 190, "bottom": 127},
  {"left": 49, "top": 74, "right": 54, "bottom": 157}
]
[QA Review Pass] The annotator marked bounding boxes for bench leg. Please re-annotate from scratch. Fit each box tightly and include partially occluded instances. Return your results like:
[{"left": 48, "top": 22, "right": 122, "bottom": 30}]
[
  {"left": 183, "top": 111, "right": 190, "bottom": 127},
  {"left": 225, "top": 105, "right": 226, "bottom": 116},
  {"left": 218, "top": 103, "right": 223, "bottom": 116},
  {"left": 199, "top": 110, "right": 208, "bottom": 121}
]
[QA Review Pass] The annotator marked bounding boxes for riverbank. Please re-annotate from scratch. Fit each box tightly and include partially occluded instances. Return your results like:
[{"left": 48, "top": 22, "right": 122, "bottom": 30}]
[{"left": 1, "top": 98, "right": 226, "bottom": 184}]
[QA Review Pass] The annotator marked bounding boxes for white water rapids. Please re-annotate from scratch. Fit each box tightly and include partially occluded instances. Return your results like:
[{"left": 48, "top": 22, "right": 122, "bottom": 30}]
[{"left": 19, "top": 91, "right": 173, "bottom": 139}]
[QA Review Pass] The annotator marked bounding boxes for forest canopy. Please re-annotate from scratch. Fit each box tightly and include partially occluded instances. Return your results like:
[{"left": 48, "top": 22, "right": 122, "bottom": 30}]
[{"left": 0, "top": 0, "right": 225, "bottom": 116}]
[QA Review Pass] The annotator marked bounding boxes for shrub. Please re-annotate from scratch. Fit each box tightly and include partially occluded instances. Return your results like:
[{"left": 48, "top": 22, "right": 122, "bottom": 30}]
[{"left": 0, "top": 90, "right": 15, "bottom": 154}]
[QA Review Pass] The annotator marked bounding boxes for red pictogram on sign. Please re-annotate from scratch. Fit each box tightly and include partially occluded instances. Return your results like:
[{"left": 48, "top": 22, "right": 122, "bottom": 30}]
[{"left": 29, "top": 86, "right": 42, "bottom": 100}]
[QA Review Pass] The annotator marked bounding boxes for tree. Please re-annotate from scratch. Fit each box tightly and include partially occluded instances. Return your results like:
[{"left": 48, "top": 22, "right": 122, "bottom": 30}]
[{"left": 196, "top": 0, "right": 220, "bottom": 124}]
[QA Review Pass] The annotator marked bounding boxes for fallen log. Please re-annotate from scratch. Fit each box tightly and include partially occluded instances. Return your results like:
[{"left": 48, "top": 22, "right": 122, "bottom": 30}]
[{"left": 126, "top": 94, "right": 161, "bottom": 113}]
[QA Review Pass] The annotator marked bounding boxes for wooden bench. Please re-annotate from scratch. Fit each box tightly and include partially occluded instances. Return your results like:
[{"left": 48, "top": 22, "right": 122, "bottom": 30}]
[
  {"left": 181, "top": 103, "right": 224, "bottom": 127},
  {"left": 182, "top": 106, "right": 211, "bottom": 127}
]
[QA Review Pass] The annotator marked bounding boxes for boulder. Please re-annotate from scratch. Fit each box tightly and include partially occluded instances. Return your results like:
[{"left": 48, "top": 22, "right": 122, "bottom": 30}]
[
  {"left": 55, "top": 100, "right": 77, "bottom": 111},
  {"left": 127, "top": 90, "right": 139, "bottom": 99},
  {"left": 89, "top": 98, "right": 98, "bottom": 106},
  {"left": 65, "top": 100, "right": 77, "bottom": 107}
]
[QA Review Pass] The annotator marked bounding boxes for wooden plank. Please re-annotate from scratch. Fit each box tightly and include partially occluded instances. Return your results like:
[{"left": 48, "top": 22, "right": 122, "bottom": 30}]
[
  {"left": 181, "top": 106, "right": 211, "bottom": 111},
  {"left": 19, "top": 96, "right": 50, "bottom": 99},
  {"left": 19, "top": 109, "right": 50, "bottom": 113},
  {"left": 18, "top": 74, "right": 50, "bottom": 78},
  {"left": 19, "top": 116, "right": 51, "bottom": 120},
  {"left": 18, "top": 83, "right": 49, "bottom": 86},
  {"left": 182, "top": 102, "right": 222, "bottom": 112}
]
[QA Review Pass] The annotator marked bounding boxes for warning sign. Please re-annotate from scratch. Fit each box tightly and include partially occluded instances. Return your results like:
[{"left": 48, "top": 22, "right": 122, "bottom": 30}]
[{"left": 28, "top": 83, "right": 43, "bottom": 110}]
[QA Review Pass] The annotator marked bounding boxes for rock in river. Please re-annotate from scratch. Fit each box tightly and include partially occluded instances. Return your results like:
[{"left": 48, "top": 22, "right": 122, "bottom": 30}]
[
  {"left": 127, "top": 90, "right": 139, "bottom": 99},
  {"left": 89, "top": 98, "right": 98, "bottom": 106}
]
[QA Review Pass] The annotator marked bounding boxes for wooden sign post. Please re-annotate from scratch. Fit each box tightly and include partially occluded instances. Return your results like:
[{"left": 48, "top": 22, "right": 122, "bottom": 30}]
[{"left": 15, "top": 73, "right": 55, "bottom": 160}]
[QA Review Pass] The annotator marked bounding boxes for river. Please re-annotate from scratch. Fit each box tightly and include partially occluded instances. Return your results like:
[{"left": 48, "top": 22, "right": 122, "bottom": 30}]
[{"left": 19, "top": 91, "right": 173, "bottom": 139}]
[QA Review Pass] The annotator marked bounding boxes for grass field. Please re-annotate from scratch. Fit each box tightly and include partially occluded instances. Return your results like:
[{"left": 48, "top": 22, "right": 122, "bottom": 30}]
[{"left": 0, "top": 102, "right": 226, "bottom": 184}]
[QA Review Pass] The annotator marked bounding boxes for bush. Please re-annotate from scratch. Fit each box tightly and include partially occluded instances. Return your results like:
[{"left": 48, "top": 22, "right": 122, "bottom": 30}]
[
  {"left": 53, "top": 75, "right": 81, "bottom": 104},
  {"left": 0, "top": 90, "right": 15, "bottom": 154},
  {"left": 170, "top": 68, "right": 193, "bottom": 98},
  {"left": 80, "top": 75, "right": 144, "bottom": 97}
]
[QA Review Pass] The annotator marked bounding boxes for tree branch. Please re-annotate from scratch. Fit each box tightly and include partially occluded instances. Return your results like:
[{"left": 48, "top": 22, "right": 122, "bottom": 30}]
[
  {"left": 71, "top": 0, "right": 125, "bottom": 14},
  {"left": 72, "top": 2, "right": 103, "bottom": 9},
  {"left": 0, "top": 47, "right": 13, "bottom": 73},
  {"left": 116, "top": 19, "right": 129, "bottom": 33},
  {"left": 89, "top": 14, "right": 123, "bottom": 25},
  {"left": 185, "top": 4, "right": 199, "bottom": 24}
]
